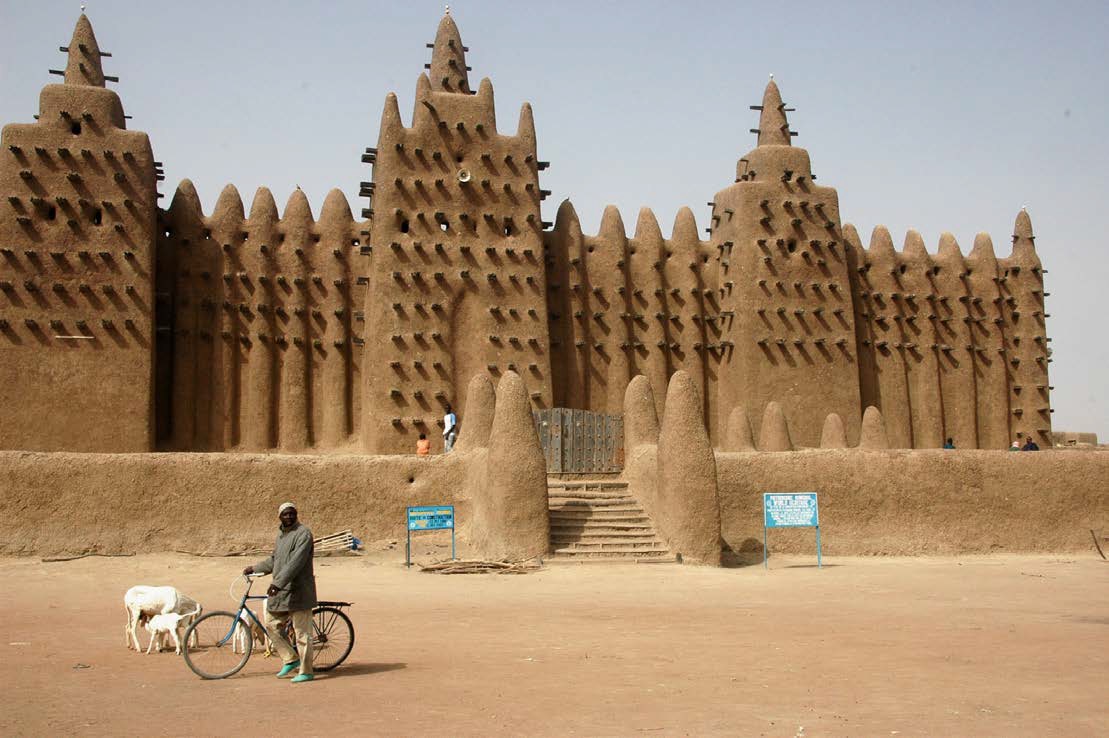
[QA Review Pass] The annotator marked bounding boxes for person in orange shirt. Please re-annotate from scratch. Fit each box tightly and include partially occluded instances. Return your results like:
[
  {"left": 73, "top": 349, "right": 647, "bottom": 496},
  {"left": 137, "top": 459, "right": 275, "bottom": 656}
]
[{"left": 416, "top": 433, "right": 431, "bottom": 456}]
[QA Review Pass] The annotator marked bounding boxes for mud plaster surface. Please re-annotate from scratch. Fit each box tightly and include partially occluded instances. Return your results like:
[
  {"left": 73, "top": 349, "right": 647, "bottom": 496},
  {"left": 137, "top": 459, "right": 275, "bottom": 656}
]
[{"left": 1, "top": 552, "right": 1106, "bottom": 737}]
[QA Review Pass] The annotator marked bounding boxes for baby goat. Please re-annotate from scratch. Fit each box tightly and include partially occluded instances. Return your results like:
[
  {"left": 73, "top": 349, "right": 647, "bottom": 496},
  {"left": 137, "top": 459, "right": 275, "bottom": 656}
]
[{"left": 144, "top": 605, "right": 202, "bottom": 655}]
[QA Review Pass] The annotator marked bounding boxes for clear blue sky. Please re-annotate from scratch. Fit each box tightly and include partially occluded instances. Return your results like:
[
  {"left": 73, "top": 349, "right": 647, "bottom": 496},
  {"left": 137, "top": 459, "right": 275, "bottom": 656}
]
[{"left": 3, "top": 0, "right": 1107, "bottom": 439}]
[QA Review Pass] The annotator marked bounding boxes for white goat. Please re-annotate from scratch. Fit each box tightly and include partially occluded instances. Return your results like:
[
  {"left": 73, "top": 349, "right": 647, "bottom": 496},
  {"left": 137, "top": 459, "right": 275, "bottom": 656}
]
[
  {"left": 144, "top": 604, "right": 202, "bottom": 655},
  {"left": 233, "top": 608, "right": 271, "bottom": 656},
  {"left": 123, "top": 585, "right": 203, "bottom": 651}
]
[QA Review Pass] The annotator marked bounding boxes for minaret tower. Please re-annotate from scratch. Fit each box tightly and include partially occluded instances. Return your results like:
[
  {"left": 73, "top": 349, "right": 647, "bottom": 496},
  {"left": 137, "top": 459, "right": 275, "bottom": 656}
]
[
  {"left": 361, "top": 10, "right": 551, "bottom": 453},
  {"left": 0, "top": 13, "right": 159, "bottom": 452},
  {"left": 708, "top": 78, "right": 862, "bottom": 446}
]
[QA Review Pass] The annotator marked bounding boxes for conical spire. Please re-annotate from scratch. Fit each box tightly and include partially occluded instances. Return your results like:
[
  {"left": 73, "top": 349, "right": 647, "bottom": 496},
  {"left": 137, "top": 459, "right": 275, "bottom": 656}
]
[
  {"left": 428, "top": 11, "right": 470, "bottom": 94},
  {"left": 756, "top": 77, "right": 792, "bottom": 147},
  {"left": 319, "top": 188, "right": 353, "bottom": 227},
  {"left": 633, "top": 207, "right": 663, "bottom": 242},
  {"left": 167, "top": 179, "right": 202, "bottom": 218},
  {"left": 516, "top": 102, "right": 536, "bottom": 145},
  {"left": 598, "top": 205, "right": 626, "bottom": 241},
  {"left": 63, "top": 14, "right": 106, "bottom": 87},
  {"left": 212, "top": 184, "right": 245, "bottom": 221},
  {"left": 248, "top": 187, "right": 279, "bottom": 222},
  {"left": 1011, "top": 208, "right": 1039, "bottom": 263},
  {"left": 671, "top": 207, "right": 699, "bottom": 244},
  {"left": 379, "top": 92, "right": 403, "bottom": 135}
]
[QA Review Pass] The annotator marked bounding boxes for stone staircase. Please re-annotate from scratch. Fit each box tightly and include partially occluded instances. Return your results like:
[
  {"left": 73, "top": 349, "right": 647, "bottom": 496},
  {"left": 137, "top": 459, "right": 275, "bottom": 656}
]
[{"left": 547, "top": 479, "right": 672, "bottom": 562}]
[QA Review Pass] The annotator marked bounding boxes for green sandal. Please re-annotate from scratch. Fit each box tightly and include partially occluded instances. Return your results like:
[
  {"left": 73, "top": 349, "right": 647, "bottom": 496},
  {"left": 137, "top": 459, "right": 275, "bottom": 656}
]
[
  {"left": 291, "top": 674, "right": 315, "bottom": 684},
  {"left": 276, "top": 661, "right": 300, "bottom": 678}
]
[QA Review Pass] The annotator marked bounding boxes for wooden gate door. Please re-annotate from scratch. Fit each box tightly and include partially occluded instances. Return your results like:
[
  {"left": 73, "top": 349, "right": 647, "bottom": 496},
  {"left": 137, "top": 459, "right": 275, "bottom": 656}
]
[{"left": 533, "top": 408, "right": 624, "bottom": 473}]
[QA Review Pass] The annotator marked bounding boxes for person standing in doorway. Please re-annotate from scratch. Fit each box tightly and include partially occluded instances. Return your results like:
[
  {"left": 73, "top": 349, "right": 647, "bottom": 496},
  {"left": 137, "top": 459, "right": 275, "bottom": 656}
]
[
  {"left": 443, "top": 403, "right": 458, "bottom": 452},
  {"left": 242, "top": 502, "right": 317, "bottom": 683},
  {"left": 943, "top": 438, "right": 956, "bottom": 449}
]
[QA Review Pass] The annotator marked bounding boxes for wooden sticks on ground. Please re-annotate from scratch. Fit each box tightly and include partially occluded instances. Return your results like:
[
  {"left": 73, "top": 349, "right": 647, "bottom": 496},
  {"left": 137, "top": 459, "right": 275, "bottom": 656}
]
[{"left": 418, "top": 559, "right": 542, "bottom": 575}]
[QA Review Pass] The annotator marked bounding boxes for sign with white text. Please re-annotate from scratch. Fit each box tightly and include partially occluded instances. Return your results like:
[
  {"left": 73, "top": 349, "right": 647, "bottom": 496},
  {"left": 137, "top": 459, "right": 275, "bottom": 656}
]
[{"left": 762, "top": 492, "right": 822, "bottom": 569}]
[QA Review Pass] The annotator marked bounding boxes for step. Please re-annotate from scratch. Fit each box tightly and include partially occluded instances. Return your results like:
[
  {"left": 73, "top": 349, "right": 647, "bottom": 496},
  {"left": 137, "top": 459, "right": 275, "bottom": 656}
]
[
  {"left": 546, "top": 490, "right": 632, "bottom": 500},
  {"left": 548, "top": 498, "right": 638, "bottom": 508},
  {"left": 555, "top": 539, "right": 667, "bottom": 550},
  {"left": 546, "top": 554, "right": 677, "bottom": 564},
  {"left": 547, "top": 480, "right": 628, "bottom": 489},
  {"left": 550, "top": 520, "right": 655, "bottom": 531},
  {"left": 551, "top": 528, "right": 660, "bottom": 539},
  {"left": 551, "top": 547, "right": 671, "bottom": 557},
  {"left": 549, "top": 510, "right": 650, "bottom": 522}
]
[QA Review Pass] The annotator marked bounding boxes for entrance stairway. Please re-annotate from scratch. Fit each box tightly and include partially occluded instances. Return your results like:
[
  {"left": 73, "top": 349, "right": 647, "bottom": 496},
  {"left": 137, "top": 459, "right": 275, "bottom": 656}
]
[{"left": 546, "top": 479, "right": 672, "bottom": 562}]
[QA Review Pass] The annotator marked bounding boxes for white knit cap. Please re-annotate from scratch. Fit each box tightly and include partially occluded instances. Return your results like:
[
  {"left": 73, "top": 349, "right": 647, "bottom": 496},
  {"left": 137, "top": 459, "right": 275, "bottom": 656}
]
[{"left": 278, "top": 502, "right": 296, "bottom": 514}]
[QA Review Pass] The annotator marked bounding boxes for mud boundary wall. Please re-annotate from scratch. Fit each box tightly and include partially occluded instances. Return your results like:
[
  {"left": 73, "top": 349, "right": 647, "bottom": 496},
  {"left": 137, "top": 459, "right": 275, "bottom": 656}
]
[
  {"left": 0, "top": 450, "right": 479, "bottom": 556},
  {"left": 718, "top": 449, "right": 1109, "bottom": 560}
]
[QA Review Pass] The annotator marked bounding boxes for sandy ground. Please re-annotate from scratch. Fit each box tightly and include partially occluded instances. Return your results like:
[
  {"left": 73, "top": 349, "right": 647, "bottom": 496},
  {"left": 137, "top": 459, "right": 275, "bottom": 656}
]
[{"left": 1, "top": 548, "right": 1106, "bottom": 738}]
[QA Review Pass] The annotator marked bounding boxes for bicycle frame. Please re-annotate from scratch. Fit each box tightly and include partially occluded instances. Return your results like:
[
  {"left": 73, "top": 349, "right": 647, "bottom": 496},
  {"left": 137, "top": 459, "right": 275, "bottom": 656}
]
[{"left": 216, "top": 575, "right": 269, "bottom": 648}]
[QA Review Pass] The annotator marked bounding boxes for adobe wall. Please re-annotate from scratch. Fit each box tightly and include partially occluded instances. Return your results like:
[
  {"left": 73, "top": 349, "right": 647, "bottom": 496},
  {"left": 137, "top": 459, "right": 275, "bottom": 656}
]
[
  {"left": 0, "top": 16, "right": 158, "bottom": 452},
  {"left": 717, "top": 450, "right": 1109, "bottom": 560},
  {"left": 545, "top": 203, "right": 713, "bottom": 422},
  {"left": 711, "top": 80, "right": 862, "bottom": 448},
  {"left": 361, "top": 15, "right": 552, "bottom": 454},
  {"left": 157, "top": 182, "right": 369, "bottom": 452},
  {"left": 0, "top": 371, "right": 549, "bottom": 559},
  {"left": 847, "top": 214, "right": 1052, "bottom": 450}
]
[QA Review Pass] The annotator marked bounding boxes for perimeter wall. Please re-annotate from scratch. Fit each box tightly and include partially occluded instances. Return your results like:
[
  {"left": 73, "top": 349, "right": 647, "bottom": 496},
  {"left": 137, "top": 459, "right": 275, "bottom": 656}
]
[{"left": 717, "top": 449, "right": 1109, "bottom": 562}]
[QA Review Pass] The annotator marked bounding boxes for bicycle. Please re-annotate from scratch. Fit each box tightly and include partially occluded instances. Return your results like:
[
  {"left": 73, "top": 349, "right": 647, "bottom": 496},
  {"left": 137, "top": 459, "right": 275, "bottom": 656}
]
[{"left": 182, "top": 573, "right": 355, "bottom": 679}]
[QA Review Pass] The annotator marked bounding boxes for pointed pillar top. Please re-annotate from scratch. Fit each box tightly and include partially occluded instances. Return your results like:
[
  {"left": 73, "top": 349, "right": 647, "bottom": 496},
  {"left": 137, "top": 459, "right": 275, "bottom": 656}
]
[
  {"left": 428, "top": 10, "right": 470, "bottom": 94},
  {"left": 63, "top": 13, "right": 106, "bottom": 87},
  {"left": 755, "top": 76, "right": 792, "bottom": 147}
]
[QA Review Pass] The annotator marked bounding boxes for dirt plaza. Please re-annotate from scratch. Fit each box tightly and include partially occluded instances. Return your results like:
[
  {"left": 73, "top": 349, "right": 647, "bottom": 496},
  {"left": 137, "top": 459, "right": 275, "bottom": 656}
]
[{"left": 2, "top": 551, "right": 1106, "bottom": 737}]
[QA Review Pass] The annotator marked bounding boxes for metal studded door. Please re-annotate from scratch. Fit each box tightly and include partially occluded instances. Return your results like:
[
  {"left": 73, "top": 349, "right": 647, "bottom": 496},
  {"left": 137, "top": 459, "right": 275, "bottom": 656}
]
[{"left": 533, "top": 408, "right": 624, "bottom": 473}]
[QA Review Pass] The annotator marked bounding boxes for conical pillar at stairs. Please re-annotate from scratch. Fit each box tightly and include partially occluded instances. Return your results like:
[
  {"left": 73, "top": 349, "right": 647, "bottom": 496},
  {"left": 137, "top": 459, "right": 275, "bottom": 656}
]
[{"left": 546, "top": 479, "right": 673, "bottom": 562}]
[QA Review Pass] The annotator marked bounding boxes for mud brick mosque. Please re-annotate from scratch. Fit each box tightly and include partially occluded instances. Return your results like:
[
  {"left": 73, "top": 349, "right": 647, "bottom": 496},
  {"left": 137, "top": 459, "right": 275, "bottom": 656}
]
[{"left": 1, "top": 11, "right": 1054, "bottom": 456}]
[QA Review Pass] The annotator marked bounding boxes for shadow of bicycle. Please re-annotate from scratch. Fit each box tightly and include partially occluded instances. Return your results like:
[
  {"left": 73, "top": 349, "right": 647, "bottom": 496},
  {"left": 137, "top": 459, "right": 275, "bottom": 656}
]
[{"left": 326, "top": 662, "right": 407, "bottom": 678}]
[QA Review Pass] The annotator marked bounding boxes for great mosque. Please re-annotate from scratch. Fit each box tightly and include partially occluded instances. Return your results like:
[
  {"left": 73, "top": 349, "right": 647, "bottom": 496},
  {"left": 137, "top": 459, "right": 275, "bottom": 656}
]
[{"left": 0, "top": 10, "right": 1052, "bottom": 456}]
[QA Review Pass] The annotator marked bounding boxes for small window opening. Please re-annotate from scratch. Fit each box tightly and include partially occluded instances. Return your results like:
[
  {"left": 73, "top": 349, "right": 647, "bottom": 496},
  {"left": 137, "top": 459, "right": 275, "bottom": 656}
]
[
  {"left": 786, "top": 241, "right": 796, "bottom": 253},
  {"left": 70, "top": 122, "right": 81, "bottom": 135},
  {"left": 503, "top": 224, "right": 513, "bottom": 236},
  {"left": 351, "top": 239, "right": 360, "bottom": 247},
  {"left": 899, "top": 264, "right": 907, "bottom": 274},
  {"left": 439, "top": 220, "right": 449, "bottom": 232},
  {"left": 587, "top": 245, "right": 595, "bottom": 253},
  {"left": 91, "top": 208, "right": 102, "bottom": 225},
  {"left": 455, "top": 154, "right": 463, "bottom": 163},
  {"left": 46, "top": 206, "right": 57, "bottom": 221},
  {"left": 400, "top": 220, "right": 410, "bottom": 233}
]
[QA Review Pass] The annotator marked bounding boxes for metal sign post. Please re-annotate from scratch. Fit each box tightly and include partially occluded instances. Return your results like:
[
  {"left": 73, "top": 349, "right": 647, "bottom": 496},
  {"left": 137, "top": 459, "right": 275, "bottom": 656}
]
[
  {"left": 762, "top": 492, "right": 822, "bottom": 569},
  {"left": 405, "top": 505, "right": 456, "bottom": 568}
]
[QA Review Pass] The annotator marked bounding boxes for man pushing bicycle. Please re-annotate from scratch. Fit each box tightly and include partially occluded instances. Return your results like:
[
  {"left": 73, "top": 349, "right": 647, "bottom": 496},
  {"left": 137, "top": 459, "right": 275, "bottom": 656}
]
[{"left": 243, "top": 502, "right": 317, "bottom": 683}]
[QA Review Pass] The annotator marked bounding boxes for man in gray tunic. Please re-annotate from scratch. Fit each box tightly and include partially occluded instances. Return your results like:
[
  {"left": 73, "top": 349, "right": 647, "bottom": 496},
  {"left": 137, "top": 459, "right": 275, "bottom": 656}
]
[{"left": 243, "top": 502, "right": 317, "bottom": 683}]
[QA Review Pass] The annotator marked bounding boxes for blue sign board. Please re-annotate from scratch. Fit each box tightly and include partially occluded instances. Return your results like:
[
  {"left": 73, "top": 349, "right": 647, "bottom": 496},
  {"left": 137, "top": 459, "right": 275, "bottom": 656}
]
[
  {"left": 406, "top": 505, "right": 456, "bottom": 566},
  {"left": 407, "top": 506, "right": 455, "bottom": 531},
  {"left": 763, "top": 493, "right": 820, "bottom": 528},
  {"left": 762, "top": 492, "right": 822, "bottom": 569}
]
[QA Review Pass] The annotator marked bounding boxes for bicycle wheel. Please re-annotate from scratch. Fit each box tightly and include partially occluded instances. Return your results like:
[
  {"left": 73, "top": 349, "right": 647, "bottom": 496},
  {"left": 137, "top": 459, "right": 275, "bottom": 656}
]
[
  {"left": 308, "top": 606, "right": 354, "bottom": 671},
  {"left": 183, "top": 611, "right": 252, "bottom": 679}
]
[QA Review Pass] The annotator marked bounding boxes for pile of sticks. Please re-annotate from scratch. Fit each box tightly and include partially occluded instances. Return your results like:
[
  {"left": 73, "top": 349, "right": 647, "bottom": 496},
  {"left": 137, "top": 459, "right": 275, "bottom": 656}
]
[
  {"left": 418, "top": 558, "right": 542, "bottom": 575},
  {"left": 314, "top": 529, "right": 355, "bottom": 554}
]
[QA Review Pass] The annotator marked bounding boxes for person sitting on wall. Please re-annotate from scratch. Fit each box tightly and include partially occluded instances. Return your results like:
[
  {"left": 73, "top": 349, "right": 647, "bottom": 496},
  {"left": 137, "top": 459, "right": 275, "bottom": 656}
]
[
  {"left": 242, "top": 502, "right": 317, "bottom": 684},
  {"left": 1021, "top": 438, "right": 1041, "bottom": 451},
  {"left": 943, "top": 438, "right": 956, "bottom": 449},
  {"left": 1009, "top": 440, "right": 1021, "bottom": 451},
  {"left": 443, "top": 404, "right": 458, "bottom": 452},
  {"left": 416, "top": 433, "right": 430, "bottom": 456}
]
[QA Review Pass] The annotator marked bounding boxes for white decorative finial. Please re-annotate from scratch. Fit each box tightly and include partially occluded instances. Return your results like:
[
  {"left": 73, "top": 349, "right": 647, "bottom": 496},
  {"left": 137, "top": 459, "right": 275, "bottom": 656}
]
[
  {"left": 769, "top": 73, "right": 774, "bottom": 79},
  {"left": 445, "top": 5, "right": 451, "bottom": 15},
  {"left": 1022, "top": 204, "right": 1027, "bottom": 211},
  {"left": 81, "top": 3, "right": 86, "bottom": 10}
]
